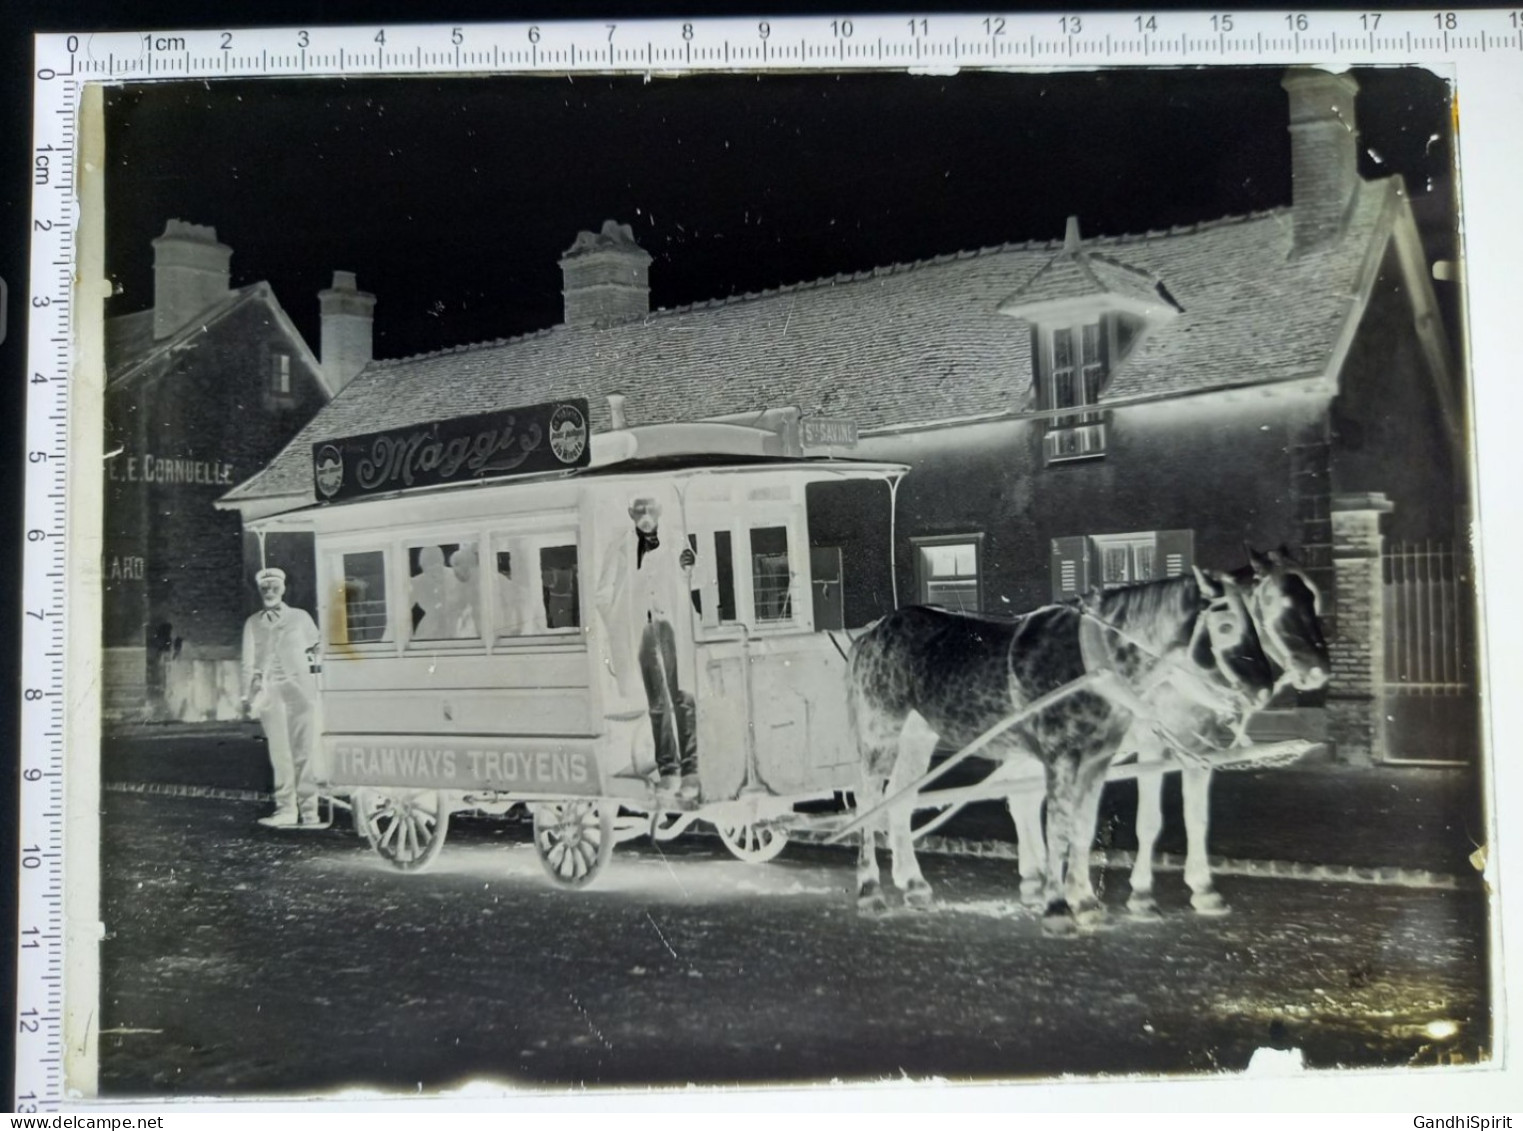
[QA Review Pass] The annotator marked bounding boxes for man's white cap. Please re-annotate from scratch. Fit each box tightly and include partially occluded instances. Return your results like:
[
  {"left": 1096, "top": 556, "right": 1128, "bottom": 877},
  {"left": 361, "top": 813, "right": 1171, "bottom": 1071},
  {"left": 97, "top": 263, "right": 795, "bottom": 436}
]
[{"left": 256, "top": 567, "right": 286, "bottom": 585}]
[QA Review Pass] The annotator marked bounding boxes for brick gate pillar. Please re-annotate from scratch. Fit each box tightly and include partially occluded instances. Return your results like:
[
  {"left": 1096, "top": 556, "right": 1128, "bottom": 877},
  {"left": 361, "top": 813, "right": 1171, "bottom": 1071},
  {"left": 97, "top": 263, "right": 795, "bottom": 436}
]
[{"left": 1327, "top": 492, "right": 1394, "bottom": 765}]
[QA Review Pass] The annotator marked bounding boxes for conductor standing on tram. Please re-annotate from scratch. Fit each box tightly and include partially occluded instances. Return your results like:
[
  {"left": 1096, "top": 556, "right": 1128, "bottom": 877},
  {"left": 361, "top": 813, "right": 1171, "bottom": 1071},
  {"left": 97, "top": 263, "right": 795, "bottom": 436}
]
[
  {"left": 597, "top": 496, "right": 702, "bottom": 803},
  {"left": 242, "top": 567, "right": 323, "bottom": 829}
]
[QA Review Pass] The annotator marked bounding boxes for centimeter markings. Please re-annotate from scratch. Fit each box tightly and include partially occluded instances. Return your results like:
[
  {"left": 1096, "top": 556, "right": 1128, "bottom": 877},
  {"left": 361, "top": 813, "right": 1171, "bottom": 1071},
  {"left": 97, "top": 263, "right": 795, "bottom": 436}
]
[
  {"left": 16, "top": 10, "right": 1514, "bottom": 1110},
  {"left": 19, "top": 35, "right": 76, "bottom": 1114},
  {"left": 40, "top": 9, "right": 1523, "bottom": 78}
]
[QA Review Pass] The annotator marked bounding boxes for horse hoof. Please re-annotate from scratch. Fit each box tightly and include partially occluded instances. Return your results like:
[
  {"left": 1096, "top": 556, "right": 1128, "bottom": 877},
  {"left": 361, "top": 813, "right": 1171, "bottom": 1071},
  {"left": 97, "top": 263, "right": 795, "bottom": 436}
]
[
  {"left": 1074, "top": 900, "right": 1106, "bottom": 928},
  {"left": 857, "top": 882, "right": 889, "bottom": 917},
  {"left": 1019, "top": 881, "right": 1045, "bottom": 908},
  {"left": 1042, "top": 900, "right": 1077, "bottom": 936},
  {"left": 1127, "top": 897, "right": 1163, "bottom": 921},
  {"left": 1042, "top": 912, "right": 1079, "bottom": 937},
  {"left": 1192, "top": 890, "right": 1230, "bottom": 916},
  {"left": 904, "top": 879, "right": 935, "bottom": 910}
]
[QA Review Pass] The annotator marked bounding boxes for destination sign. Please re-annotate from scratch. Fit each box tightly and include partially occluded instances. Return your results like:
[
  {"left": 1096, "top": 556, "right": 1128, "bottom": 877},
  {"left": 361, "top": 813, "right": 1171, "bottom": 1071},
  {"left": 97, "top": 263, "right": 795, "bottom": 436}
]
[
  {"left": 312, "top": 399, "right": 590, "bottom": 502},
  {"left": 800, "top": 417, "right": 858, "bottom": 448},
  {"left": 322, "top": 735, "right": 602, "bottom": 795}
]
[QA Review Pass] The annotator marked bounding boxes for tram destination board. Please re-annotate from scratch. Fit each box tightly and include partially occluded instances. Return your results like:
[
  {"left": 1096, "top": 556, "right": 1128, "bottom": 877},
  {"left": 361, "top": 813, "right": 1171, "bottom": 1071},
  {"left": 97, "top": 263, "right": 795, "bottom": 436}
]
[
  {"left": 19, "top": 9, "right": 1523, "bottom": 1116},
  {"left": 311, "top": 399, "right": 591, "bottom": 502}
]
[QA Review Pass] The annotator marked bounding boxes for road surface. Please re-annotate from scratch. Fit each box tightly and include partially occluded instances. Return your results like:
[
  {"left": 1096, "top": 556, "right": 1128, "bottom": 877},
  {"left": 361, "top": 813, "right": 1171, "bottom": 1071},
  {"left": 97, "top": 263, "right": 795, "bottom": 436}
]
[{"left": 97, "top": 790, "right": 1491, "bottom": 1097}]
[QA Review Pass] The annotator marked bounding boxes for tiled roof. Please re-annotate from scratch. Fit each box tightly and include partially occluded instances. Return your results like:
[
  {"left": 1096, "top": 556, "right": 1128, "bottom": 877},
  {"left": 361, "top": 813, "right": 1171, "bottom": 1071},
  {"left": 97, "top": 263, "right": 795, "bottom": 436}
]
[
  {"left": 999, "top": 243, "right": 1178, "bottom": 315},
  {"left": 1004, "top": 252, "right": 1106, "bottom": 306},
  {"left": 225, "top": 178, "right": 1398, "bottom": 507},
  {"left": 105, "top": 285, "right": 263, "bottom": 387},
  {"left": 104, "top": 310, "right": 156, "bottom": 373},
  {"left": 1086, "top": 254, "right": 1179, "bottom": 310}
]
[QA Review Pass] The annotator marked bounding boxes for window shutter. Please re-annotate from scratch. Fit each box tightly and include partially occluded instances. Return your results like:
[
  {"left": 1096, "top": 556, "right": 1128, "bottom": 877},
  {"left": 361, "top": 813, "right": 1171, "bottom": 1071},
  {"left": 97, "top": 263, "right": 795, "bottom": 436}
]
[
  {"left": 1030, "top": 327, "right": 1043, "bottom": 409},
  {"left": 1155, "top": 529, "right": 1195, "bottom": 577},
  {"left": 1051, "top": 536, "right": 1090, "bottom": 600}
]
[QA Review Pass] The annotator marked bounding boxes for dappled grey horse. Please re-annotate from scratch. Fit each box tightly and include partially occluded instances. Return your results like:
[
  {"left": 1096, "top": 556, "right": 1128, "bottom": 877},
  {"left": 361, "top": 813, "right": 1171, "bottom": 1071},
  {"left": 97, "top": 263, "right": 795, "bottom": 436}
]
[{"left": 847, "top": 567, "right": 1279, "bottom": 934}]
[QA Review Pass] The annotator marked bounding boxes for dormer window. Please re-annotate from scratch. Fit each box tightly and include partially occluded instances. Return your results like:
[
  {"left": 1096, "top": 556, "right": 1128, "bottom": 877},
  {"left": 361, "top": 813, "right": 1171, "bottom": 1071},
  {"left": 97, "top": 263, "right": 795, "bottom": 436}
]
[
  {"left": 998, "top": 216, "right": 1184, "bottom": 468},
  {"left": 1043, "top": 320, "right": 1108, "bottom": 463}
]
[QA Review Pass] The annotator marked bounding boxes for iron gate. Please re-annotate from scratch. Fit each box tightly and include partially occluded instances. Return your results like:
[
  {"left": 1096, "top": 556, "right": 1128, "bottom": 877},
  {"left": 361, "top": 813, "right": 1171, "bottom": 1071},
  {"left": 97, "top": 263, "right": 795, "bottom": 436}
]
[{"left": 1380, "top": 540, "right": 1480, "bottom": 764}]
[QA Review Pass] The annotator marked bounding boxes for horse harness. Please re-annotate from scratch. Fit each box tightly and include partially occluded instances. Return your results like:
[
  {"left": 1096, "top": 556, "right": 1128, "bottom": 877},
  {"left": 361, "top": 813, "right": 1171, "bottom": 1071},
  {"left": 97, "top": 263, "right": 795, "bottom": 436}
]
[{"left": 1072, "top": 581, "right": 1264, "bottom": 760}]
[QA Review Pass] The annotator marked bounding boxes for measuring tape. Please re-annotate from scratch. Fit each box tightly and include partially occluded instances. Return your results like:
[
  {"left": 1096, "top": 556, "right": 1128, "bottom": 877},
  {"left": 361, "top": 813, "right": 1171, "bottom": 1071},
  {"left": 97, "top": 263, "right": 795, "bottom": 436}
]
[{"left": 18, "top": 13, "right": 1523, "bottom": 1110}]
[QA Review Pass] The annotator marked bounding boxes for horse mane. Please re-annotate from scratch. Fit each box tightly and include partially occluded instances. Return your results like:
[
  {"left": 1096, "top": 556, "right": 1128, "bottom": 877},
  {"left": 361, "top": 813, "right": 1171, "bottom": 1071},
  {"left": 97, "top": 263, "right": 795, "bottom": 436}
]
[{"left": 1088, "top": 574, "right": 1201, "bottom": 654}]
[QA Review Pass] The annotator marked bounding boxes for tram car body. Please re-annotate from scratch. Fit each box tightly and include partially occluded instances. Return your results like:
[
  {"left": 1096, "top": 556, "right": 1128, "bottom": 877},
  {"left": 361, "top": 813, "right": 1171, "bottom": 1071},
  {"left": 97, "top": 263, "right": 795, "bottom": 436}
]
[{"left": 259, "top": 403, "right": 906, "bottom": 882}]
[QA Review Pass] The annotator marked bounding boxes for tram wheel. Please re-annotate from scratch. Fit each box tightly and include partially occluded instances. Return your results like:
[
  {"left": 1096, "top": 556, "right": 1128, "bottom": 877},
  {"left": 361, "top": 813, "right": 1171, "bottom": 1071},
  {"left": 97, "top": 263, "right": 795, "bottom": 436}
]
[
  {"left": 715, "top": 820, "right": 789, "bottom": 864},
  {"left": 532, "top": 800, "right": 615, "bottom": 888},
  {"left": 353, "top": 790, "right": 449, "bottom": 873}
]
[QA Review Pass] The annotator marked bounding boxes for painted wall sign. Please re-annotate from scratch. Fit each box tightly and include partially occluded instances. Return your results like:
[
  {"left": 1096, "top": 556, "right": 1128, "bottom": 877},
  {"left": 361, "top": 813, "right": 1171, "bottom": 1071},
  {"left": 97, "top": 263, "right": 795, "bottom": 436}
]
[
  {"left": 107, "top": 452, "right": 237, "bottom": 485},
  {"left": 107, "top": 555, "right": 146, "bottom": 582},
  {"left": 323, "top": 735, "right": 601, "bottom": 794},
  {"left": 801, "top": 417, "right": 859, "bottom": 448},
  {"left": 312, "top": 399, "right": 590, "bottom": 502}
]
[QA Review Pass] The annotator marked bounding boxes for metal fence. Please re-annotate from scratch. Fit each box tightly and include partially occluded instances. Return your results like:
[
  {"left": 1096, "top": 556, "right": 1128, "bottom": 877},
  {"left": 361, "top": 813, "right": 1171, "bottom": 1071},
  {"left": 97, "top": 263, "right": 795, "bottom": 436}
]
[{"left": 1381, "top": 540, "right": 1471, "bottom": 695}]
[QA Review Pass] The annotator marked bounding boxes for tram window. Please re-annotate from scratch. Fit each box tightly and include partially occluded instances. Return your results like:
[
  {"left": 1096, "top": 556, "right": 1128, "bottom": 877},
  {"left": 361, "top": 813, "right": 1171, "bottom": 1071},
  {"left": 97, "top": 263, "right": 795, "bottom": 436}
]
[
  {"left": 408, "top": 541, "right": 482, "bottom": 641},
  {"left": 337, "top": 551, "right": 388, "bottom": 644},
  {"left": 492, "top": 537, "right": 579, "bottom": 637},
  {"left": 539, "top": 544, "right": 580, "bottom": 630},
  {"left": 751, "top": 526, "right": 793, "bottom": 623},
  {"left": 493, "top": 547, "right": 534, "bottom": 636},
  {"left": 713, "top": 530, "right": 737, "bottom": 622}
]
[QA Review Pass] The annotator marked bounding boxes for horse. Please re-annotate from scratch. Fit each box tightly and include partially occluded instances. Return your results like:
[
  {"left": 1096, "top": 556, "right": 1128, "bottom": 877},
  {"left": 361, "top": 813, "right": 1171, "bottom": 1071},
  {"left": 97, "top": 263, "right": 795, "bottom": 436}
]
[
  {"left": 846, "top": 566, "right": 1279, "bottom": 934},
  {"left": 1001, "top": 547, "right": 1331, "bottom": 918}
]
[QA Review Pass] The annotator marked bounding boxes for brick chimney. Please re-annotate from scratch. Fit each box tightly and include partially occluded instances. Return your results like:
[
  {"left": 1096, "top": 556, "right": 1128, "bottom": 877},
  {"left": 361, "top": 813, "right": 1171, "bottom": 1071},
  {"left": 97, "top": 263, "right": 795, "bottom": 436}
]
[
  {"left": 559, "top": 220, "right": 651, "bottom": 329},
  {"left": 318, "top": 271, "right": 376, "bottom": 395},
  {"left": 151, "top": 220, "right": 232, "bottom": 339},
  {"left": 1282, "top": 69, "right": 1362, "bottom": 256}
]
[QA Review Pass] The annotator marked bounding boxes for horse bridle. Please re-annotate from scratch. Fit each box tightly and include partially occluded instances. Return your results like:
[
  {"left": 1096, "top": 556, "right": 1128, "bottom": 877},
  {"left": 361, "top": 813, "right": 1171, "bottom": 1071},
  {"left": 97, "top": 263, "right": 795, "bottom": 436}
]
[
  {"left": 1076, "top": 576, "right": 1266, "bottom": 754},
  {"left": 1242, "top": 564, "right": 1324, "bottom": 697}
]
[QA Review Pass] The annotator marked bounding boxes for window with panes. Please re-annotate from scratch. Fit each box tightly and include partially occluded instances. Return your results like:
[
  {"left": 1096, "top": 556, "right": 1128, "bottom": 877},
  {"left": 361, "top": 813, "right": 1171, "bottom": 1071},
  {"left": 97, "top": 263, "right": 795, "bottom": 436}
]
[
  {"left": 914, "top": 536, "right": 982, "bottom": 613},
  {"left": 1050, "top": 529, "right": 1194, "bottom": 600}
]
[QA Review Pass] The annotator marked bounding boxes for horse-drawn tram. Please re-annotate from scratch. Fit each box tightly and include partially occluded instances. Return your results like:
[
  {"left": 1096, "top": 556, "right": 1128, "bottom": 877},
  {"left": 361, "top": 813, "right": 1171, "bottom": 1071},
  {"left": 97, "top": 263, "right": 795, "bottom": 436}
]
[
  {"left": 276, "top": 398, "right": 918, "bottom": 885},
  {"left": 254, "top": 396, "right": 1326, "bottom": 919}
]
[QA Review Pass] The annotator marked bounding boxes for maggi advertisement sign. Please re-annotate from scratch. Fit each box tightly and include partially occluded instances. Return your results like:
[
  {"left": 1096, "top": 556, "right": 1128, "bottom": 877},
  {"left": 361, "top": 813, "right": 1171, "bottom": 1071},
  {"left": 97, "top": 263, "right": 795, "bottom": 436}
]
[{"left": 323, "top": 735, "right": 601, "bottom": 795}]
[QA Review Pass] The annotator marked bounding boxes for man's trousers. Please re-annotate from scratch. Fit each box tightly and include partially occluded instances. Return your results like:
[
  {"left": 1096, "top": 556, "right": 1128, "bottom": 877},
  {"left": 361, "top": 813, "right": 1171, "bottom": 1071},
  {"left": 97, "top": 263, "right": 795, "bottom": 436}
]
[
  {"left": 637, "top": 618, "right": 698, "bottom": 778},
  {"left": 258, "top": 679, "right": 319, "bottom": 820}
]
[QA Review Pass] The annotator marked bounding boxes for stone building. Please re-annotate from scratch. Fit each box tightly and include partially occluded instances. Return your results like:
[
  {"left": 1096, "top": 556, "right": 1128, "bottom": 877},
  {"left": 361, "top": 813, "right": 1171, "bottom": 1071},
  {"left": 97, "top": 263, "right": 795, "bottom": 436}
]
[
  {"left": 224, "top": 70, "right": 1471, "bottom": 764},
  {"left": 104, "top": 220, "right": 374, "bottom": 721}
]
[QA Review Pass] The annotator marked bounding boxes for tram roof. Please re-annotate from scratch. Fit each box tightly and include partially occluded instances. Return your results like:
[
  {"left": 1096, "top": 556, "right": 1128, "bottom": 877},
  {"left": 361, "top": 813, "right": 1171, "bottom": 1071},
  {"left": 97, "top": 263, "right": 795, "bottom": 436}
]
[{"left": 245, "top": 452, "right": 908, "bottom": 526}]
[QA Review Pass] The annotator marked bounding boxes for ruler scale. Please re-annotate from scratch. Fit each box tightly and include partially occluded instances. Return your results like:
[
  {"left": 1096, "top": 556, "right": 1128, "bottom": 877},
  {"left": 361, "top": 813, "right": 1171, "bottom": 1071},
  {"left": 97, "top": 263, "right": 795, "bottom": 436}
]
[
  {"left": 27, "top": 11, "right": 1523, "bottom": 82},
  {"left": 16, "top": 12, "right": 1523, "bottom": 1110},
  {"left": 19, "top": 37, "right": 79, "bottom": 1111}
]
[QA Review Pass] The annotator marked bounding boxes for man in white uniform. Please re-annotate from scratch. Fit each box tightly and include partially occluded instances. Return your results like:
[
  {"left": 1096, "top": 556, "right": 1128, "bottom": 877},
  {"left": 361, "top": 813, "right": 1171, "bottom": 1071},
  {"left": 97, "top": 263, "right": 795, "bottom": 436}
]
[
  {"left": 242, "top": 567, "right": 323, "bottom": 828},
  {"left": 596, "top": 497, "right": 701, "bottom": 801}
]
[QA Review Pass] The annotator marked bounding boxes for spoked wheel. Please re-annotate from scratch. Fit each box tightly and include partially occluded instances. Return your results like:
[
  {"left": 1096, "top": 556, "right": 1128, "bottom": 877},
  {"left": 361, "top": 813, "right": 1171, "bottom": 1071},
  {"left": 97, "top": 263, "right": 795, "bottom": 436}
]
[
  {"left": 532, "top": 800, "right": 615, "bottom": 888},
  {"left": 715, "top": 820, "right": 789, "bottom": 864},
  {"left": 352, "top": 790, "right": 449, "bottom": 873}
]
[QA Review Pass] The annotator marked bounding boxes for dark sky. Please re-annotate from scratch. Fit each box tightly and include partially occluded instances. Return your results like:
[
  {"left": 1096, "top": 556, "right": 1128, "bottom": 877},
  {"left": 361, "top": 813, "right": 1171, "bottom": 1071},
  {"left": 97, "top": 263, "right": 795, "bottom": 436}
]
[{"left": 103, "top": 66, "right": 1458, "bottom": 362}]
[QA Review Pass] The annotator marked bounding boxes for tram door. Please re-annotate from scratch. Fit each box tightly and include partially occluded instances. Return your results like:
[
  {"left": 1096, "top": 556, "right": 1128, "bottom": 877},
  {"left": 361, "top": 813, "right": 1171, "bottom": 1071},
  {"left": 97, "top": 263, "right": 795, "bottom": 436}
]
[{"left": 810, "top": 547, "right": 844, "bottom": 631}]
